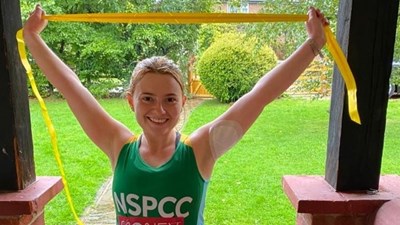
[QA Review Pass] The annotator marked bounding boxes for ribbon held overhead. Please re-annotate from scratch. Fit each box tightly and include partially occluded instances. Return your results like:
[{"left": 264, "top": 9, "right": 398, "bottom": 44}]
[
  {"left": 17, "top": 11, "right": 361, "bottom": 225},
  {"left": 42, "top": 12, "right": 360, "bottom": 124},
  {"left": 44, "top": 12, "right": 309, "bottom": 24}
]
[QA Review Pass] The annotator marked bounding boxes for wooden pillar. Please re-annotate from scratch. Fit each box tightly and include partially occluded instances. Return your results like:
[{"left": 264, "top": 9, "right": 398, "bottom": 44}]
[
  {"left": 283, "top": 1, "right": 400, "bottom": 223},
  {"left": 325, "top": 0, "right": 399, "bottom": 191},
  {"left": 0, "top": 0, "right": 35, "bottom": 190},
  {"left": 0, "top": 1, "right": 64, "bottom": 224}
]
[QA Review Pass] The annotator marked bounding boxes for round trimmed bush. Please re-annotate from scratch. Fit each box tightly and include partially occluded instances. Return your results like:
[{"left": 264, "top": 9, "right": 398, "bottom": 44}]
[{"left": 196, "top": 33, "right": 278, "bottom": 103}]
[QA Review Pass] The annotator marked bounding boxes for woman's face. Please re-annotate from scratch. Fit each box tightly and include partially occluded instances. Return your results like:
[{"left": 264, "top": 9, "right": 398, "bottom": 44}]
[{"left": 129, "top": 72, "right": 185, "bottom": 135}]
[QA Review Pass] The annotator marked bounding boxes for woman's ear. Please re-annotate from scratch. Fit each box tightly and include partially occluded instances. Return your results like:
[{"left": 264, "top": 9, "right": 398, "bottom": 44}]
[
  {"left": 127, "top": 93, "right": 135, "bottom": 112},
  {"left": 182, "top": 95, "right": 187, "bottom": 107}
]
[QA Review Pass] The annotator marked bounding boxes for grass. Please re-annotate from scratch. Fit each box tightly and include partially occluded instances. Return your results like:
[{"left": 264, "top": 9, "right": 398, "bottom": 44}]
[
  {"left": 29, "top": 97, "right": 400, "bottom": 224},
  {"left": 184, "top": 98, "right": 330, "bottom": 224},
  {"left": 30, "top": 98, "right": 138, "bottom": 224}
]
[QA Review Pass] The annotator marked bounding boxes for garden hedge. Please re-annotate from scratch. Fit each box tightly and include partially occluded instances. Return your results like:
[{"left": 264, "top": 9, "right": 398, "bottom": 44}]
[{"left": 197, "top": 33, "right": 277, "bottom": 102}]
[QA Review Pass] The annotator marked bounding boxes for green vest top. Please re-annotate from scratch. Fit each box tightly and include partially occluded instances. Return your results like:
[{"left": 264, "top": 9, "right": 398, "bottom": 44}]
[{"left": 113, "top": 133, "right": 208, "bottom": 225}]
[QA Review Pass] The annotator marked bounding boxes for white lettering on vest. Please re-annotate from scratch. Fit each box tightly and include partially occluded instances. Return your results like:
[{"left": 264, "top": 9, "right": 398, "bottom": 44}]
[
  {"left": 158, "top": 197, "right": 176, "bottom": 217},
  {"left": 114, "top": 192, "right": 193, "bottom": 218},
  {"left": 127, "top": 194, "right": 141, "bottom": 216},
  {"left": 142, "top": 196, "right": 157, "bottom": 217},
  {"left": 114, "top": 192, "right": 127, "bottom": 213},
  {"left": 176, "top": 197, "right": 192, "bottom": 217}
]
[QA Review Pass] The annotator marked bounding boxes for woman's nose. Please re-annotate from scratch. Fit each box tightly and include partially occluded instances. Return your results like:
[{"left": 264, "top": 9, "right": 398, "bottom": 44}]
[{"left": 155, "top": 102, "right": 166, "bottom": 114}]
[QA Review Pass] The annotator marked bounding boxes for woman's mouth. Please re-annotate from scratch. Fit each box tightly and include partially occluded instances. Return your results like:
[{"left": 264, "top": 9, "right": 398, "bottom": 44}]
[{"left": 147, "top": 117, "right": 168, "bottom": 124}]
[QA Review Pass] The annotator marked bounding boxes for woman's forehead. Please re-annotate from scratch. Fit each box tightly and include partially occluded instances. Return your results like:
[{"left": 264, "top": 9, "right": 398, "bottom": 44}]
[
  {"left": 135, "top": 72, "right": 182, "bottom": 94},
  {"left": 139, "top": 72, "right": 179, "bottom": 84}
]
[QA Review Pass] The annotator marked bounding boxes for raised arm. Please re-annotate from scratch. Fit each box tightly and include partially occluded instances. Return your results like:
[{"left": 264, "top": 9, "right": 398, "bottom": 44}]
[
  {"left": 23, "top": 5, "right": 133, "bottom": 167},
  {"left": 190, "top": 7, "right": 329, "bottom": 179},
  {"left": 222, "top": 7, "right": 329, "bottom": 129}
]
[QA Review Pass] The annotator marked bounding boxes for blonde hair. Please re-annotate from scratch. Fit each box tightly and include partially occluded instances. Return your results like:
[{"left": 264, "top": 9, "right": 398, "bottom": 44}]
[{"left": 127, "top": 56, "right": 185, "bottom": 96}]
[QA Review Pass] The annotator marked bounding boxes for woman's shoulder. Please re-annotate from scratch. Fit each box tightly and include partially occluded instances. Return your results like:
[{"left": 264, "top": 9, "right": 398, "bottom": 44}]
[
  {"left": 125, "top": 135, "right": 139, "bottom": 144},
  {"left": 179, "top": 133, "right": 192, "bottom": 147}
]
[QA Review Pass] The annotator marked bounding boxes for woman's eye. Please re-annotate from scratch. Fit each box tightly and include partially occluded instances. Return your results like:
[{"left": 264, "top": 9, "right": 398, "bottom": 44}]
[
  {"left": 166, "top": 97, "right": 177, "bottom": 103},
  {"left": 142, "top": 96, "right": 153, "bottom": 102}
]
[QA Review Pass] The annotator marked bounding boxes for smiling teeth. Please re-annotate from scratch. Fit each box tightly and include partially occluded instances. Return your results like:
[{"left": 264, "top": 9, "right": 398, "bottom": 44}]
[{"left": 149, "top": 117, "right": 167, "bottom": 123}]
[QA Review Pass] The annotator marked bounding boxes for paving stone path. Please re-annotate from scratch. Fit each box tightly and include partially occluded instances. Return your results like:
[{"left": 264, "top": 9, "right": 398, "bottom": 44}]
[
  {"left": 81, "top": 177, "right": 115, "bottom": 225},
  {"left": 81, "top": 98, "right": 206, "bottom": 224}
]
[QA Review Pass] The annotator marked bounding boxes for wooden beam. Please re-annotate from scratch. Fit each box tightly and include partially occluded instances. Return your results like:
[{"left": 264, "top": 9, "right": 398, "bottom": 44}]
[
  {"left": 326, "top": 0, "right": 399, "bottom": 191},
  {"left": 0, "top": 0, "right": 35, "bottom": 190}
]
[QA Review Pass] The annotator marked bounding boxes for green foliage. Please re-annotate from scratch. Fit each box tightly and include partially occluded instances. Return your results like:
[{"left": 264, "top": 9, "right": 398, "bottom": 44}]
[
  {"left": 87, "top": 78, "right": 124, "bottom": 98},
  {"left": 197, "top": 33, "right": 277, "bottom": 103},
  {"left": 390, "top": 7, "right": 400, "bottom": 85},
  {"left": 246, "top": 0, "right": 340, "bottom": 59},
  {"left": 393, "top": 7, "right": 400, "bottom": 61},
  {"left": 195, "top": 0, "right": 340, "bottom": 98},
  {"left": 290, "top": 58, "right": 334, "bottom": 98},
  {"left": 20, "top": 0, "right": 214, "bottom": 97},
  {"left": 197, "top": 23, "right": 239, "bottom": 57},
  {"left": 21, "top": 0, "right": 342, "bottom": 98},
  {"left": 390, "top": 65, "right": 400, "bottom": 85}
]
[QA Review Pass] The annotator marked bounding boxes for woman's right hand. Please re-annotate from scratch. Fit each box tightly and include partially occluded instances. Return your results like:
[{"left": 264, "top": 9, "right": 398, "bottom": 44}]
[{"left": 23, "top": 4, "right": 48, "bottom": 37}]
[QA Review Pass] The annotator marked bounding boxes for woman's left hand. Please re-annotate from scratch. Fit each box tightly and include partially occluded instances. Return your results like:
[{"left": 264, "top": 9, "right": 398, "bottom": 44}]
[{"left": 305, "top": 7, "right": 329, "bottom": 50}]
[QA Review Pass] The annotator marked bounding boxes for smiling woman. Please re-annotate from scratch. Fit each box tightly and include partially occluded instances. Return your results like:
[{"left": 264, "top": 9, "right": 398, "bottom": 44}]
[{"left": 22, "top": 4, "right": 329, "bottom": 224}]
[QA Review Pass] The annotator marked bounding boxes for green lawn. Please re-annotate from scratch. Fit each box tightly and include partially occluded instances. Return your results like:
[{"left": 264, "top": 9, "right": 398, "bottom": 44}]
[{"left": 30, "top": 97, "right": 400, "bottom": 224}]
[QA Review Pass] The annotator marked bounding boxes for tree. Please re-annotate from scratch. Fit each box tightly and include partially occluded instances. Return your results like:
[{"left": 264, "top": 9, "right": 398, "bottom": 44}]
[
  {"left": 20, "top": 0, "right": 214, "bottom": 97},
  {"left": 389, "top": 7, "right": 400, "bottom": 86},
  {"left": 246, "top": 0, "right": 340, "bottom": 59}
]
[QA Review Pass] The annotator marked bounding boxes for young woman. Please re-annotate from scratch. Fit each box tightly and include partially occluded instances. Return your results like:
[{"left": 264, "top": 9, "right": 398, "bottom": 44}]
[{"left": 23, "top": 5, "right": 328, "bottom": 225}]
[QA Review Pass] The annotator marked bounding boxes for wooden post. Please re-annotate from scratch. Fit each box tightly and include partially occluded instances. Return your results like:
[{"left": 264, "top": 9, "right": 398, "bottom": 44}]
[
  {"left": 0, "top": 1, "right": 64, "bottom": 224},
  {"left": 325, "top": 0, "right": 399, "bottom": 191},
  {"left": 0, "top": 0, "right": 35, "bottom": 190},
  {"left": 282, "top": 0, "right": 400, "bottom": 223}
]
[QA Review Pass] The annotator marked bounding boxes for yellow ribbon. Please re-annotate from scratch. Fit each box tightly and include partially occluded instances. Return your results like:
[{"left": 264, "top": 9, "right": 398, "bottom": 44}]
[
  {"left": 16, "top": 29, "right": 83, "bottom": 225},
  {"left": 16, "top": 12, "right": 361, "bottom": 225},
  {"left": 324, "top": 26, "right": 360, "bottom": 124},
  {"left": 43, "top": 12, "right": 361, "bottom": 124},
  {"left": 44, "top": 12, "right": 308, "bottom": 23}
]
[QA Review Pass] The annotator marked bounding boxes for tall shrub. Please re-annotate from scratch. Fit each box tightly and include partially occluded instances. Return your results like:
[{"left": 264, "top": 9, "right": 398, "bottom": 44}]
[{"left": 196, "top": 33, "right": 277, "bottom": 102}]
